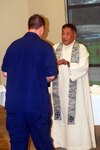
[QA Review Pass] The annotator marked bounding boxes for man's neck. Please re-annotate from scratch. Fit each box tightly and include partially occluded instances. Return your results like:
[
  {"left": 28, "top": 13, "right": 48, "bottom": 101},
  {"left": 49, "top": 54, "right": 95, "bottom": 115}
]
[{"left": 28, "top": 29, "right": 40, "bottom": 36}]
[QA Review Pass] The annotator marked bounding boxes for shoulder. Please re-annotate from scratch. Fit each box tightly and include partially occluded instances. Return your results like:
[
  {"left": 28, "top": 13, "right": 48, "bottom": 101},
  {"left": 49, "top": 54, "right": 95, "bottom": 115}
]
[
  {"left": 40, "top": 39, "right": 54, "bottom": 52},
  {"left": 8, "top": 37, "right": 23, "bottom": 48},
  {"left": 78, "top": 42, "right": 89, "bottom": 56},
  {"left": 53, "top": 43, "right": 60, "bottom": 50},
  {"left": 79, "top": 43, "right": 87, "bottom": 49}
]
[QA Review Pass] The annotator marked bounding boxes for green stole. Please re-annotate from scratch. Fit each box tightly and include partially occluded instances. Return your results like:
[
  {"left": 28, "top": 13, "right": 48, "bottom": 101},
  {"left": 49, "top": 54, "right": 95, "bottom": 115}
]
[{"left": 52, "top": 41, "right": 79, "bottom": 124}]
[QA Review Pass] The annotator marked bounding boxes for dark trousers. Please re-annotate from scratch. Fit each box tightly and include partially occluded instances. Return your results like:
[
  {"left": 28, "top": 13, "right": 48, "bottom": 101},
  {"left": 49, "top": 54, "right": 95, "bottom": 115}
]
[{"left": 6, "top": 112, "right": 54, "bottom": 150}]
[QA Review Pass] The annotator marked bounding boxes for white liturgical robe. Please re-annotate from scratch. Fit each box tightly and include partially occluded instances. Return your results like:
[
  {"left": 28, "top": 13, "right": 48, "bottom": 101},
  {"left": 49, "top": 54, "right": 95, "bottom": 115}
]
[{"left": 51, "top": 41, "right": 96, "bottom": 150}]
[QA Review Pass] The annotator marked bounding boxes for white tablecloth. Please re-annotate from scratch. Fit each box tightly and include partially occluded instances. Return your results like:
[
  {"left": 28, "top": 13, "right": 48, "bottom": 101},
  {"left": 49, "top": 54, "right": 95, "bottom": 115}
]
[
  {"left": 91, "top": 94, "right": 100, "bottom": 125},
  {"left": 0, "top": 85, "right": 6, "bottom": 107},
  {"left": 90, "top": 85, "right": 100, "bottom": 125}
]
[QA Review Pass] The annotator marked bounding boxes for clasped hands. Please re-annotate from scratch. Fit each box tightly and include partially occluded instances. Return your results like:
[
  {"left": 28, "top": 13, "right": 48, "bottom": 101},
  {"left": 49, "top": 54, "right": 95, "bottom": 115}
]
[{"left": 57, "top": 59, "right": 70, "bottom": 67}]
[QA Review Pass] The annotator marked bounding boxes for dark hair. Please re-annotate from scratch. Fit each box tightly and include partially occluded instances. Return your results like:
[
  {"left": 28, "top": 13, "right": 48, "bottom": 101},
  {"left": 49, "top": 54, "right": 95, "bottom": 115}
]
[
  {"left": 62, "top": 23, "right": 77, "bottom": 33},
  {"left": 28, "top": 14, "right": 45, "bottom": 29}
]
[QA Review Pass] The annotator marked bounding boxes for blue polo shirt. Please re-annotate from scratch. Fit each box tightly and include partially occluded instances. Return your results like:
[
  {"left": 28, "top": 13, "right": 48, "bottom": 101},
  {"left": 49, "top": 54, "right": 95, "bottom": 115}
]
[{"left": 1, "top": 32, "right": 57, "bottom": 113}]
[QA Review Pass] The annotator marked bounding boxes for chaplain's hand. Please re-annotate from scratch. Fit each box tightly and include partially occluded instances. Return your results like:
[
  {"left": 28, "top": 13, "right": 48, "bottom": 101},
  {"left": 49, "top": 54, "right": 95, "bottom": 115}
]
[{"left": 57, "top": 59, "right": 70, "bottom": 67}]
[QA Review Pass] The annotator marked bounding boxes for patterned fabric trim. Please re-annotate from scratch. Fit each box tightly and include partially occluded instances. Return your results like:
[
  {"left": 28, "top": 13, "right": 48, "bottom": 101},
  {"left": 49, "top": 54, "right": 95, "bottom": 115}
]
[
  {"left": 52, "top": 43, "right": 63, "bottom": 120},
  {"left": 52, "top": 77, "right": 62, "bottom": 120},
  {"left": 68, "top": 41, "right": 79, "bottom": 124},
  {"left": 52, "top": 41, "right": 79, "bottom": 123}
]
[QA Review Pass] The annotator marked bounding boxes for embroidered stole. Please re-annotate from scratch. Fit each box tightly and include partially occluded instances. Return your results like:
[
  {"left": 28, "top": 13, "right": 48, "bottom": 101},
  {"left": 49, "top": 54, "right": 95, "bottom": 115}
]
[{"left": 52, "top": 41, "right": 79, "bottom": 124}]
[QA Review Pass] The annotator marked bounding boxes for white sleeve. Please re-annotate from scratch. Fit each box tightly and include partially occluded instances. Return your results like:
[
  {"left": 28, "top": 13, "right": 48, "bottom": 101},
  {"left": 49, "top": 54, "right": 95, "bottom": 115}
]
[{"left": 69, "top": 44, "right": 89, "bottom": 81}]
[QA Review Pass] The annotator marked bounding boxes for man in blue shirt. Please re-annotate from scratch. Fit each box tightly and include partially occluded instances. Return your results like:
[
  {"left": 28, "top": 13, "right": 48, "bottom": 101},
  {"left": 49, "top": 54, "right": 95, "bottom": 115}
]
[{"left": 1, "top": 14, "right": 57, "bottom": 150}]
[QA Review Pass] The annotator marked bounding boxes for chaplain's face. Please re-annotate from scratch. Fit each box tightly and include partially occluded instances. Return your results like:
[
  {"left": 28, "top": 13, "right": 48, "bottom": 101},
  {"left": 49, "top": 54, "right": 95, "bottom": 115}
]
[{"left": 61, "top": 27, "right": 76, "bottom": 45}]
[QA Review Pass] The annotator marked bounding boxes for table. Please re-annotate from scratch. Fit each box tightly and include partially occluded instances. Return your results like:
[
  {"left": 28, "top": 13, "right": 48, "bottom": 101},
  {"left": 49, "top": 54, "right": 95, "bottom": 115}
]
[
  {"left": 91, "top": 94, "right": 100, "bottom": 125},
  {"left": 0, "top": 85, "right": 6, "bottom": 107}
]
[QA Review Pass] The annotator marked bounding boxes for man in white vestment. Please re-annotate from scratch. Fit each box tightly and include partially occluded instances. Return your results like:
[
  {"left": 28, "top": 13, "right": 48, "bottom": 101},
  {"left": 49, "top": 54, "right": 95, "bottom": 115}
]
[{"left": 51, "top": 24, "right": 96, "bottom": 150}]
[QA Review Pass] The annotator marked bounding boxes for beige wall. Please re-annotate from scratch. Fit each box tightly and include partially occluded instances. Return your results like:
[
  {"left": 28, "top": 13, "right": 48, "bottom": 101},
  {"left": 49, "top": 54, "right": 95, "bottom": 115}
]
[
  {"left": 28, "top": 0, "right": 66, "bottom": 44},
  {"left": 0, "top": 0, "right": 67, "bottom": 84},
  {"left": 0, "top": 0, "right": 28, "bottom": 84}
]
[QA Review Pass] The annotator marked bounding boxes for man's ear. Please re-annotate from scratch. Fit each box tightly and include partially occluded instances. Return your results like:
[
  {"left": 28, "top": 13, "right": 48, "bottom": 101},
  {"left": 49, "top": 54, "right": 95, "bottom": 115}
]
[{"left": 39, "top": 26, "right": 45, "bottom": 37}]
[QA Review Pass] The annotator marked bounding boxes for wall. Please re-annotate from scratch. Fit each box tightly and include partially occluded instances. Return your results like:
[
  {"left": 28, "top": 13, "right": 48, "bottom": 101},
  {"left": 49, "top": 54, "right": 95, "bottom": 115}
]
[
  {"left": 0, "top": 0, "right": 28, "bottom": 84},
  {"left": 28, "top": 0, "right": 66, "bottom": 44},
  {"left": 0, "top": 0, "right": 67, "bottom": 84}
]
